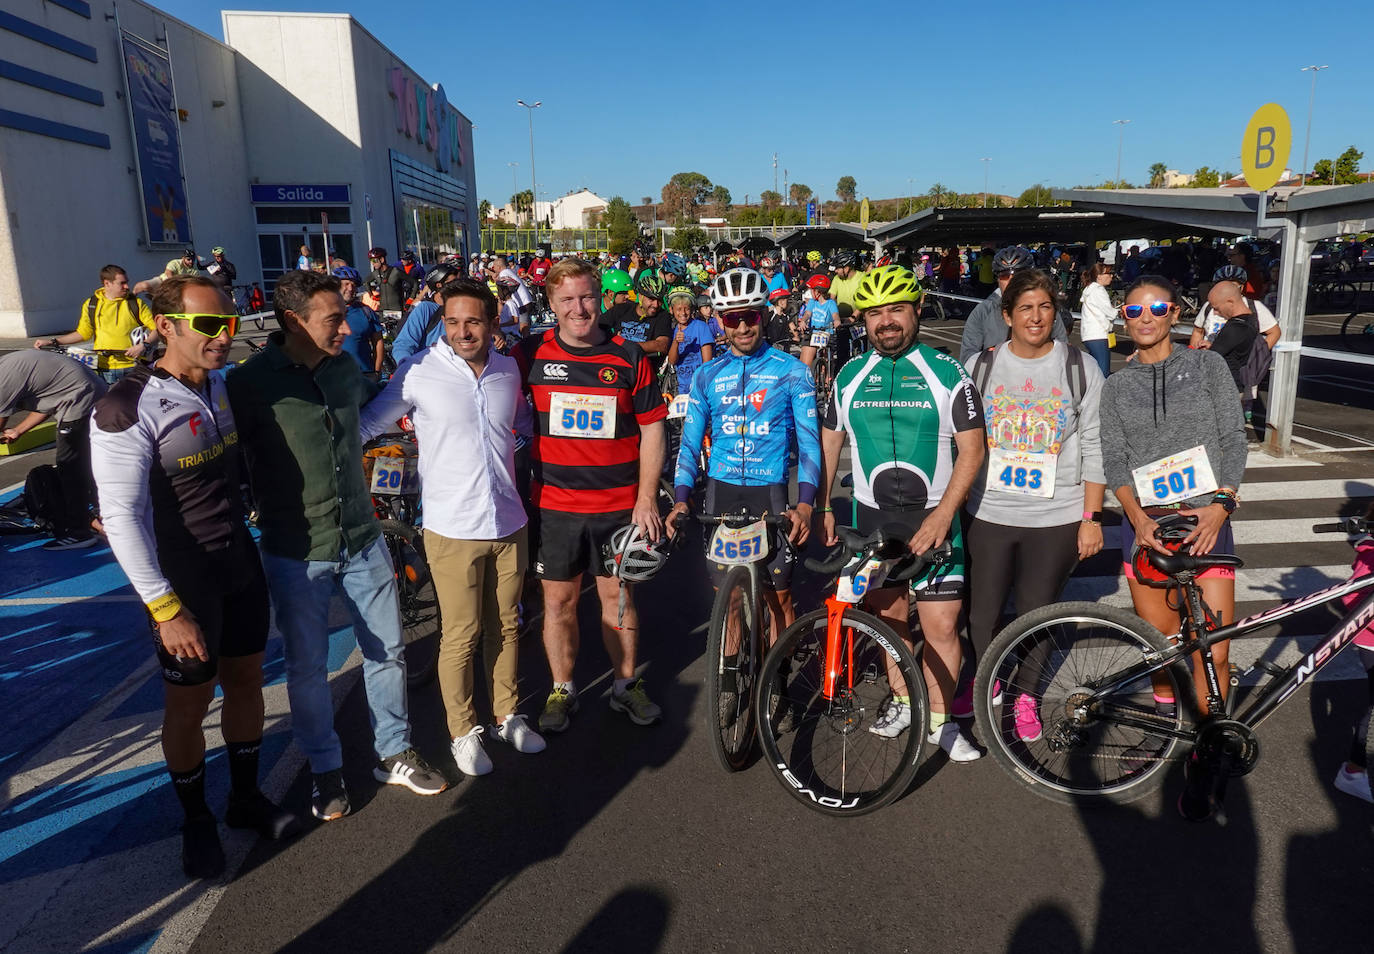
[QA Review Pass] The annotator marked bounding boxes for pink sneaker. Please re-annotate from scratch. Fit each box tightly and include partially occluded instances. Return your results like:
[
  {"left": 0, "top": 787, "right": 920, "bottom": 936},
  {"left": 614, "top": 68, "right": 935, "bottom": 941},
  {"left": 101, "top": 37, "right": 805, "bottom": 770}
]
[
  {"left": 952, "top": 679, "right": 1001, "bottom": 719},
  {"left": 1013, "top": 693, "right": 1042, "bottom": 742}
]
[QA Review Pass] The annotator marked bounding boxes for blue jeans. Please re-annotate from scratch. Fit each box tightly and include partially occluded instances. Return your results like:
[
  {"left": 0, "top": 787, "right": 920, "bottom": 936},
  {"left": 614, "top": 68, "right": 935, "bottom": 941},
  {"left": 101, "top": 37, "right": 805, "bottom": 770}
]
[
  {"left": 261, "top": 534, "right": 410, "bottom": 773},
  {"left": 1083, "top": 338, "right": 1111, "bottom": 378}
]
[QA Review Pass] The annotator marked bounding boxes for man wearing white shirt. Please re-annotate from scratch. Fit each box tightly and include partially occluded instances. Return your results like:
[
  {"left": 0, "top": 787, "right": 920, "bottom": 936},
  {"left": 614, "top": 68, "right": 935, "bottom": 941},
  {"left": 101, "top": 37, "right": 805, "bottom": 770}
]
[{"left": 360, "top": 277, "right": 543, "bottom": 776}]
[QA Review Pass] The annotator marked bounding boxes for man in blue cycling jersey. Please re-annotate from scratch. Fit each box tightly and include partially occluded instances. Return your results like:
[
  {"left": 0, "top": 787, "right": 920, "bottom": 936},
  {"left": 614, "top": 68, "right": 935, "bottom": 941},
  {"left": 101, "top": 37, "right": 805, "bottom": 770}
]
[
  {"left": 667, "top": 267, "right": 821, "bottom": 634},
  {"left": 389, "top": 261, "right": 464, "bottom": 363}
]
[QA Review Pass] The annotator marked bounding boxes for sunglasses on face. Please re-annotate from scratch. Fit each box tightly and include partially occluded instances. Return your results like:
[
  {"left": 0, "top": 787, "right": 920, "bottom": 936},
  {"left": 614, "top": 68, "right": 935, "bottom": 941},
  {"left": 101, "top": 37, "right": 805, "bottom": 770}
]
[
  {"left": 1122, "top": 301, "right": 1174, "bottom": 319},
  {"left": 163, "top": 313, "right": 239, "bottom": 338},
  {"left": 995, "top": 269, "right": 1020, "bottom": 280},
  {"left": 721, "top": 311, "right": 763, "bottom": 328}
]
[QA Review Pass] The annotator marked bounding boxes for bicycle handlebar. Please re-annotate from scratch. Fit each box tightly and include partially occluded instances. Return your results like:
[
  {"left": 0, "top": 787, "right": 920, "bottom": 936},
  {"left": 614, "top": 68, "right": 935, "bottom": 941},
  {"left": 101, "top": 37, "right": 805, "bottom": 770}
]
[
  {"left": 804, "top": 526, "right": 954, "bottom": 582},
  {"left": 670, "top": 509, "right": 794, "bottom": 533},
  {"left": 1313, "top": 517, "right": 1370, "bottom": 534}
]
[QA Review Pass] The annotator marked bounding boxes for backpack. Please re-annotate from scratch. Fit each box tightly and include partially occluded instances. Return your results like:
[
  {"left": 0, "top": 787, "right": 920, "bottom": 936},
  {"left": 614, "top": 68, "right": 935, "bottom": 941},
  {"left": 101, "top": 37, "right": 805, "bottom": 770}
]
[
  {"left": 86, "top": 292, "right": 139, "bottom": 328},
  {"left": 23, "top": 464, "right": 66, "bottom": 532},
  {"left": 970, "top": 342, "right": 1091, "bottom": 473}
]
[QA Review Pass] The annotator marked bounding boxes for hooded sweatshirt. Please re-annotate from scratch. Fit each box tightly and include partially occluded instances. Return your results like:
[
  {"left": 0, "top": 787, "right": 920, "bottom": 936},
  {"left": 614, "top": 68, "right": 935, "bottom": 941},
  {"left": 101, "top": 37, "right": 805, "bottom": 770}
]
[
  {"left": 959, "top": 288, "right": 1070, "bottom": 363},
  {"left": 1099, "top": 345, "right": 1246, "bottom": 508}
]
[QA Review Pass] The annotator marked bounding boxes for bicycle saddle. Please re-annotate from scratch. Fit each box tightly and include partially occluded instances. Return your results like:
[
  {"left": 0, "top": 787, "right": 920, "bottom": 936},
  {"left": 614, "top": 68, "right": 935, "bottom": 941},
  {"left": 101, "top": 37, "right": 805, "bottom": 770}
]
[{"left": 1145, "top": 550, "right": 1245, "bottom": 576}]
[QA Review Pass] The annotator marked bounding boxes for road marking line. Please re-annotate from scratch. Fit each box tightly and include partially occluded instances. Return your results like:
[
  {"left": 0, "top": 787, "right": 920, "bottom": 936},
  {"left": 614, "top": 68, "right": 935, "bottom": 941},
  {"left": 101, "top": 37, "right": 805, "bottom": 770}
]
[{"left": 1103, "top": 518, "right": 1353, "bottom": 548}]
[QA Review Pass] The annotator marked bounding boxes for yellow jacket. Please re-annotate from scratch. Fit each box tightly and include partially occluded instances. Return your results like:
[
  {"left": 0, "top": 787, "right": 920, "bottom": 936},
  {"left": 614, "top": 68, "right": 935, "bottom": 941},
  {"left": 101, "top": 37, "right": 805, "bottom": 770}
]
[{"left": 76, "top": 290, "right": 156, "bottom": 369}]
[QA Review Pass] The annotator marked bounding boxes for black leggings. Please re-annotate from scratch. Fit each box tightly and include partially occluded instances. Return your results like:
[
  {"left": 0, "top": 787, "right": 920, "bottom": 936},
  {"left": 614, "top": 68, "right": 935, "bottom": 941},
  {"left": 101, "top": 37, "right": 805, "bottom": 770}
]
[{"left": 965, "top": 516, "right": 1081, "bottom": 665}]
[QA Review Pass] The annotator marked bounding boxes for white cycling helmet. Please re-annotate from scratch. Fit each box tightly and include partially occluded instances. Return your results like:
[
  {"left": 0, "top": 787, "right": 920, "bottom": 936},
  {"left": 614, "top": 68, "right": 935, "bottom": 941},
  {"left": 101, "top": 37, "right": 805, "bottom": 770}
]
[
  {"left": 709, "top": 267, "right": 768, "bottom": 312},
  {"left": 602, "top": 525, "right": 670, "bottom": 583}
]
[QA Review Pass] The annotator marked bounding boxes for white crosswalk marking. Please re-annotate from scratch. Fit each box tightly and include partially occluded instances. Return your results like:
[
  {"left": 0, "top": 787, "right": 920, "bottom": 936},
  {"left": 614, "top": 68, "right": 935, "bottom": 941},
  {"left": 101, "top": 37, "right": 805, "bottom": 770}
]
[
  {"left": 1062, "top": 564, "right": 1352, "bottom": 606},
  {"left": 1102, "top": 517, "right": 1357, "bottom": 548}
]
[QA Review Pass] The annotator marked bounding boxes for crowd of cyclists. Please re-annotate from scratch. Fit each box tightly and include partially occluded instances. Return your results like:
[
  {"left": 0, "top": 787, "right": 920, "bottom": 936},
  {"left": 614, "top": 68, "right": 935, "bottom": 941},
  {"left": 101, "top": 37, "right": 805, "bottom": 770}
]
[{"left": 5, "top": 227, "right": 1374, "bottom": 883}]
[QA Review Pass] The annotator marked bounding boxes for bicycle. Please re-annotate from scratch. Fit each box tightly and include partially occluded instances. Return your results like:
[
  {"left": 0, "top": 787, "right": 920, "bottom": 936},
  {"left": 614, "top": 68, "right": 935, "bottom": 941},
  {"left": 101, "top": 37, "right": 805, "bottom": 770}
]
[
  {"left": 806, "top": 330, "right": 835, "bottom": 420},
  {"left": 754, "top": 530, "right": 952, "bottom": 815},
  {"left": 971, "top": 515, "right": 1374, "bottom": 817},
  {"left": 364, "top": 435, "right": 439, "bottom": 688},
  {"left": 39, "top": 343, "right": 145, "bottom": 374},
  {"left": 680, "top": 509, "right": 793, "bottom": 772},
  {"left": 1340, "top": 310, "right": 1374, "bottom": 355},
  {"left": 1308, "top": 275, "right": 1357, "bottom": 312}
]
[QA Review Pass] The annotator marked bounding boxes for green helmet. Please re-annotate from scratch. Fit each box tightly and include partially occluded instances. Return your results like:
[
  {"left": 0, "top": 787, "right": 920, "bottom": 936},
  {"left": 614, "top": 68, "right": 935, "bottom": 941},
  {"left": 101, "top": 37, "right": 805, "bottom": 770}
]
[
  {"left": 601, "top": 269, "right": 633, "bottom": 293},
  {"left": 853, "top": 265, "right": 922, "bottom": 310},
  {"left": 634, "top": 268, "right": 666, "bottom": 301},
  {"left": 664, "top": 285, "right": 696, "bottom": 305}
]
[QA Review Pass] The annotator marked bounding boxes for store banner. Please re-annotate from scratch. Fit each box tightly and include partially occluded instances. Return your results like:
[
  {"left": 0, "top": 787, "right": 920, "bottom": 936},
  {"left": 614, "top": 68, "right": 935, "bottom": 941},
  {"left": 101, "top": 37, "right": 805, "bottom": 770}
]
[{"left": 120, "top": 32, "right": 191, "bottom": 246}]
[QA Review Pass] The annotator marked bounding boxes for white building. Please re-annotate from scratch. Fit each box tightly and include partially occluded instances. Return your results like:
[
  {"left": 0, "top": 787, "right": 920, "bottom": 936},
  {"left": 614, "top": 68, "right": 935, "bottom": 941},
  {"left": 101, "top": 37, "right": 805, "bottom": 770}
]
[
  {"left": 493, "top": 190, "right": 607, "bottom": 230},
  {"left": 0, "top": 2, "right": 477, "bottom": 335}
]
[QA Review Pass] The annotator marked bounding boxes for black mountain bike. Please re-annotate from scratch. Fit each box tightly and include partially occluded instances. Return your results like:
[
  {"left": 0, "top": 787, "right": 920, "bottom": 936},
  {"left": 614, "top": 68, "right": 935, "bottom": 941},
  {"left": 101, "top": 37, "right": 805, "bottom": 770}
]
[{"left": 973, "top": 516, "right": 1374, "bottom": 817}]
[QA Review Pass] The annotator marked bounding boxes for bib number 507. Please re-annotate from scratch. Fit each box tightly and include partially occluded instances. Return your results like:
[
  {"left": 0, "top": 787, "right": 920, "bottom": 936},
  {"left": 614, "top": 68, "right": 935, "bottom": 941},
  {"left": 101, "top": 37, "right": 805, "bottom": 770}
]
[
  {"left": 560, "top": 408, "right": 605, "bottom": 432},
  {"left": 1152, "top": 466, "right": 1197, "bottom": 500}
]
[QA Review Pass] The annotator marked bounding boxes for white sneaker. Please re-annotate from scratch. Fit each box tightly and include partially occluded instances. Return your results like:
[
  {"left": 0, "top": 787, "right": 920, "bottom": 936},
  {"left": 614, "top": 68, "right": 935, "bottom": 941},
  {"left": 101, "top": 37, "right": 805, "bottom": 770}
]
[
  {"left": 493, "top": 713, "right": 546, "bottom": 754},
  {"left": 869, "top": 700, "right": 912, "bottom": 738},
  {"left": 1334, "top": 765, "right": 1373, "bottom": 803},
  {"left": 928, "top": 721, "right": 982, "bottom": 762},
  {"left": 450, "top": 726, "right": 493, "bottom": 776}
]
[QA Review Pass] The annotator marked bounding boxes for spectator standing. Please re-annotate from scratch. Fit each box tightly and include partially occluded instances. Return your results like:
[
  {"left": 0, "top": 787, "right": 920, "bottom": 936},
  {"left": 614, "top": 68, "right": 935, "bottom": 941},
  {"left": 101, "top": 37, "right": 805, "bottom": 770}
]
[{"left": 40, "top": 264, "right": 159, "bottom": 384}]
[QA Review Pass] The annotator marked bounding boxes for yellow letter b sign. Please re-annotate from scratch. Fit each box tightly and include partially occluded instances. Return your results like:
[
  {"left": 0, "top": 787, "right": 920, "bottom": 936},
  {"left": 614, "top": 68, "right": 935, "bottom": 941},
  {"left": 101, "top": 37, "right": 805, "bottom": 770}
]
[{"left": 1242, "top": 104, "right": 1292, "bottom": 192}]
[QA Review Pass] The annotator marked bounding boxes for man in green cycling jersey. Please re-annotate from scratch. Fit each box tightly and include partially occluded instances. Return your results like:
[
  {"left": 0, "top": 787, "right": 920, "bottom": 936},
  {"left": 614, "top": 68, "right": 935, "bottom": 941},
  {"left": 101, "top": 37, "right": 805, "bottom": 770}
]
[{"left": 816, "top": 265, "right": 986, "bottom": 762}]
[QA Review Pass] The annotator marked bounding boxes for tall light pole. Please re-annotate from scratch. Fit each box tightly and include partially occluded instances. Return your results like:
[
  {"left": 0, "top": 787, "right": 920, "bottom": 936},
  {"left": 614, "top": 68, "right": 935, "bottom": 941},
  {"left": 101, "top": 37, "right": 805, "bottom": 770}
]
[
  {"left": 1113, "top": 119, "right": 1131, "bottom": 186},
  {"left": 516, "top": 99, "right": 541, "bottom": 240},
  {"left": 506, "top": 161, "right": 519, "bottom": 198},
  {"left": 773, "top": 152, "right": 779, "bottom": 202},
  {"left": 980, "top": 158, "right": 991, "bottom": 207},
  {"left": 907, "top": 177, "right": 914, "bottom": 216},
  {"left": 1299, "top": 65, "right": 1329, "bottom": 186}
]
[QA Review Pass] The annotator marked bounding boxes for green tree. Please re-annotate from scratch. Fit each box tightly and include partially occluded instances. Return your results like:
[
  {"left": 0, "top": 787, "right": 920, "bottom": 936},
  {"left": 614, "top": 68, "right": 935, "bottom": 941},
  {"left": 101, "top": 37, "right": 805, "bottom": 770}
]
[
  {"left": 1190, "top": 167, "right": 1220, "bottom": 188},
  {"left": 707, "top": 185, "right": 732, "bottom": 216},
  {"left": 661, "top": 172, "right": 715, "bottom": 222},
  {"left": 478, "top": 199, "right": 492, "bottom": 222},
  {"left": 927, "top": 182, "right": 948, "bottom": 206},
  {"left": 759, "top": 189, "right": 782, "bottom": 210},
  {"left": 836, "top": 176, "right": 857, "bottom": 202},
  {"left": 1148, "top": 163, "right": 1168, "bottom": 188},
  {"left": 1335, "top": 146, "right": 1364, "bottom": 185},
  {"left": 672, "top": 224, "right": 708, "bottom": 252},
  {"left": 510, "top": 189, "right": 533, "bottom": 222},
  {"left": 1016, "top": 184, "right": 1050, "bottom": 207},
  {"left": 789, "top": 183, "right": 812, "bottom": 206},
  {"left": 604, "top": 196, "right": 640, "bottom": 256},
  {"left": 1311, "top": 158, "right": 1334, "bottom": 184}
]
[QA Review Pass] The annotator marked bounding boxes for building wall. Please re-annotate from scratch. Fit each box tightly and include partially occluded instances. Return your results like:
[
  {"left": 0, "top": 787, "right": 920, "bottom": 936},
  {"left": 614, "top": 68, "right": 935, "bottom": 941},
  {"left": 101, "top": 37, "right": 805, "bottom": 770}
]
[{"left": 0, "top": 0, "right": 255, "bottom": 335}]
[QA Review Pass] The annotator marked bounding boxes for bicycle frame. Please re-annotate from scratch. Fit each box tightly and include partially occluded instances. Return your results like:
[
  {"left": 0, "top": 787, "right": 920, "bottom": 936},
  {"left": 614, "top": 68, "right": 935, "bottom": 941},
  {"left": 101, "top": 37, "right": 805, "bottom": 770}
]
[
  {"left": 820, "top": 554, "right": 896, "bottom": 701},
  {"left": 1085, "top": 571, "right": 1374, "bottom": 738}
]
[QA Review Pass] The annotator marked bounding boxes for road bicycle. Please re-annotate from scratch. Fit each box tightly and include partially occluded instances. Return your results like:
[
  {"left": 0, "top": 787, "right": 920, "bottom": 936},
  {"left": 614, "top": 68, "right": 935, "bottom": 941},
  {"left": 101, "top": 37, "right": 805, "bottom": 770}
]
[
  {"left": 678, "top": 509, "right": 793, "bottom": 772},
  {"left": 39, "top": 342, "right": 149, "bottom": 374},
  {"left": 1308, "top": 275, "right": 1357, "bottom": 312},
  {"left": 754, "top": 529, "right": 953, "bottom": 815},
  {"left": 972, "top": 515, "right": 1374, "bottom": 818},
  {"left": 1340, "top": 310, "right": 1374, "bottom": 356},
  {"left": 364, "top": 435, "right": 440, "bottom": 688},
  {"left": 806, "top": 330, "right": 835, "bottom": 420}
]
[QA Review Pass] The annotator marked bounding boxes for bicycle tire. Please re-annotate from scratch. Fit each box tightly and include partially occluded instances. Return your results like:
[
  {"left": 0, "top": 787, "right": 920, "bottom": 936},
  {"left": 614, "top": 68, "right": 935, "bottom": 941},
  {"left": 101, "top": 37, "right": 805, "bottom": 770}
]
[
  {"left": 923, "top": 296, "right": 947, "bottom": 323},
  {"left": 973, "top": 601, "right": 1192, "bottom": 807},
  {"left": 756, "top": 607, "right": 928, "bottom": 816},
  {"left": 378, "top": 519, "right": 441, "bottom": 689},
  {"left": 1328, "top": 283, "right": 1357, "bottom": 312},
  {"left": 704, "top": 565, "right": 764, "bottom": 772},
  {"left": 1340, "top": 311, "right": 1374, "bottom": 355}
]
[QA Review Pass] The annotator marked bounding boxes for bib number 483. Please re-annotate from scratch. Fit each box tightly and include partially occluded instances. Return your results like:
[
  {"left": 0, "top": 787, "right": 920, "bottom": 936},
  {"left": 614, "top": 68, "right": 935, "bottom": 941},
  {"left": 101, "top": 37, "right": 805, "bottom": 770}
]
[{"left": 998, "top": 465, "right": 1043, "bottom": 491}]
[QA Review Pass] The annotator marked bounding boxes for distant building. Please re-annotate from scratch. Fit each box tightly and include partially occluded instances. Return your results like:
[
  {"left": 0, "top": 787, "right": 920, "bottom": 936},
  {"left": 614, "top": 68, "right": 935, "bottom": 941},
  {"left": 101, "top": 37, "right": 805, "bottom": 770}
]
[{"left": 1163, "top": 170, "right": 1194, "bottom": 188}]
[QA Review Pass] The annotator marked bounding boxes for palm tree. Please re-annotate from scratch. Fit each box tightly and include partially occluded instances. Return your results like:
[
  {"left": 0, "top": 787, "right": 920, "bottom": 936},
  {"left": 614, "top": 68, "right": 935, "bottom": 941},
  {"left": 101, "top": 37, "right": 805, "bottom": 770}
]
[
  {"left": 928, "top": 182, "right": 947, "bottom": 207},
  {"left": 1148, "top": 163, "right": 1168, "bottom": 188}
]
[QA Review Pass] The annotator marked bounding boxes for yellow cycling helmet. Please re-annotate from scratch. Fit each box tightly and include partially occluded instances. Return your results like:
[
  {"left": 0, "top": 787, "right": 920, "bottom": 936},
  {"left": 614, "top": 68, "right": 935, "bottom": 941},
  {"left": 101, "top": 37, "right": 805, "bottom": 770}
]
[
  {"left": 853, "top": 265, "right": 922, "bottom": 310},
  {"left": 806, "top": 250, "right": 822, "bottom": 263}
]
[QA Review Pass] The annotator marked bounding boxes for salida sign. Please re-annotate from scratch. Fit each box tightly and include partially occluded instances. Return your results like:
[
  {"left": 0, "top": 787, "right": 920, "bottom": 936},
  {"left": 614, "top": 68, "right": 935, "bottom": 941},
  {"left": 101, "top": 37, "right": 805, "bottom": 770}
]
[{"left": 387, "top": 68, "right": 463, "bottom": 174}]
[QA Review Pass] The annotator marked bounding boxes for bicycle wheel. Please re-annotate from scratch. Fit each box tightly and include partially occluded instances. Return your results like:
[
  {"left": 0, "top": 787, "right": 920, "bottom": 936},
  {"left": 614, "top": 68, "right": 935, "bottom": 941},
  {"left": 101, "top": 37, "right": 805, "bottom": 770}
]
[
  {"left": 704, "top": 565, "right": 764, "bottom": 772},
  {"left": 814, "top": 352, "right": 832, "bottom": 420},
  {"left": 756, "top": 607, "right": 928, "bottom": 815},
  {"left": 1341, "top": 311, "right": 1374, "bottom": 355},
  {"left": 378, "top": 520, "right": 441, "bottom": 688},
  {"left": 923, "top": 296, "right": 947, "bottom": 323},
  {"left": 973, "top": 601, "right": 1191, "bottom": 806},
  {"left": 1327, "top": 282, "right": 1357, "bottom": 311}
]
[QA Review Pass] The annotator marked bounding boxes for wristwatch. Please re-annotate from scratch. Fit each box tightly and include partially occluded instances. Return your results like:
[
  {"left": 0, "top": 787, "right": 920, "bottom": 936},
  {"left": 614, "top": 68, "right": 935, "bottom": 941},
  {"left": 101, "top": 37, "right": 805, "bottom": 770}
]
[{"left": 1212, "top": 492, "right": 1238, "bottom": 515}]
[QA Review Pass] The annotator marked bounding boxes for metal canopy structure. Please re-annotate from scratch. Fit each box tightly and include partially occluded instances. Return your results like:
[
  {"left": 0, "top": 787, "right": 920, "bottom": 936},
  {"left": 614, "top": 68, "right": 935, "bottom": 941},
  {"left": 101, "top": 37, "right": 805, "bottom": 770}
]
[
  {"left": 868, "top": 205, "right": 1239, "bottom": 250},
  {"left": 1055, "top": 184, "right": 1374, "bottom": 456},
  {"left": 775, "top": 224, "right": 871, "bottom": 252}
]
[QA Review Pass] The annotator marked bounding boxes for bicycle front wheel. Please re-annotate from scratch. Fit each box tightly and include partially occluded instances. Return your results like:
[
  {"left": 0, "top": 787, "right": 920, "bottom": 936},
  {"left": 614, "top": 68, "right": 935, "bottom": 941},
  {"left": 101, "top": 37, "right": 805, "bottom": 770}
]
[
  {"left": 1341, "top": 311, "right": 1374, "bottom": 355},
  {"left": 973, "top": 601, "right": 1191, "bottom": 806},
  {"left": 379, "top": 520, "right": 441, "bottom": 688},
  {"left": 756, "top": 608, "right": 928, "bottom": 816},
  {"left": 704, "top": 565, "right": 765, "bottom": 772}
]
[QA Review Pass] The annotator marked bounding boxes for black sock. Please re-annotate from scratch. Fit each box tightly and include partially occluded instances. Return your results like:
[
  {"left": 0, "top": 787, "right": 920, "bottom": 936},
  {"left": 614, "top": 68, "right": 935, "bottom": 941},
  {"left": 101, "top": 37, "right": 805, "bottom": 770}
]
[
  {"left": 226, "top": 738, "right": 262, "bottom": 798},
  {"left": 170, "top": 760, "right": 211, "bottom": 819}
]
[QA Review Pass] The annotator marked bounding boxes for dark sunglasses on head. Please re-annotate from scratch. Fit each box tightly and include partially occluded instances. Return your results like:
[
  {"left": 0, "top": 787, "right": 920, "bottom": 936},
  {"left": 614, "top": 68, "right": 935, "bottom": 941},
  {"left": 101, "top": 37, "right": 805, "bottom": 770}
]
[
  {"left": 721, "top": 311, "right": 763, "bottom": 328},
  {"left": 163, "top": 313, "right": 239, "bottom": 338},
  {"left": 1122, "top": 301, "right": 1174, "bottom": 319}
]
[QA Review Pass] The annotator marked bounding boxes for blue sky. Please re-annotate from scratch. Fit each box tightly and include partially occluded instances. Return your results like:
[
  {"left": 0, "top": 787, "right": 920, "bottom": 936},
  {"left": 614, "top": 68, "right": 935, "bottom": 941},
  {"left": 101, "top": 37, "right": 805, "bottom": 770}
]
[{"left": 166, "top": 2, "right": 1372, "bottom": 205}]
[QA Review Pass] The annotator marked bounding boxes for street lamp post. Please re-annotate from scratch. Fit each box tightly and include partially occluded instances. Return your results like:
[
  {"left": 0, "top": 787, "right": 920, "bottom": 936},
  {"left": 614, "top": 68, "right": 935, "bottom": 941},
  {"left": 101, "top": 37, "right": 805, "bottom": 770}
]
[
  {"left": 1299, "top": 65, "right": 1329, "bottom": 187},
  {"left": 1113, "top": 119, "right": 1131, "bottom": 186},
  {"left": 516, "top": 99, "right": 541, "bottom": 242},
  {"left": 980, "top": 158, "right": 991, "bottom": 207}
]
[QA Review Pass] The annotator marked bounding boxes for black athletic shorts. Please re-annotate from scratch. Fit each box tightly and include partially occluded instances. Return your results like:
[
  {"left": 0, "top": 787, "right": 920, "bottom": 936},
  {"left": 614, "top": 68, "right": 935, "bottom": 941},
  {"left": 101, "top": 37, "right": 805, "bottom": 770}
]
[
  {"left": 532, "top": 508, "right": 632, "bottom": 581},
  {"left": 151, "top": 530, "right": 270, "bottom": 686},
  {"left": 703, "top": 480, "right": 796, "bottom": 591},
  {"left": 854, "top": 502, "right": 967, "bottom": 601}
]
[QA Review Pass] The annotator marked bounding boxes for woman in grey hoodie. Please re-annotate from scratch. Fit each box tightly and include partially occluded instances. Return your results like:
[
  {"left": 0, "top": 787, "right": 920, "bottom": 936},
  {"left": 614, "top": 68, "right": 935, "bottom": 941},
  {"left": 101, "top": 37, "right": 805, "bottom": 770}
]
[{"left": 1100, "top": 276, "right": 1247, "bottom": 748}]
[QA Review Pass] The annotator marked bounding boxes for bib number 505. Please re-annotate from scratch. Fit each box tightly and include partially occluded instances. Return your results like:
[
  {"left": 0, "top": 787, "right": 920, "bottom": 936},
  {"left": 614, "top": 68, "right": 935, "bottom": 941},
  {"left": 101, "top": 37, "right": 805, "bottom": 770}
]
[{"left": 560, "top": 408, "right": 604, "bottom": 432}]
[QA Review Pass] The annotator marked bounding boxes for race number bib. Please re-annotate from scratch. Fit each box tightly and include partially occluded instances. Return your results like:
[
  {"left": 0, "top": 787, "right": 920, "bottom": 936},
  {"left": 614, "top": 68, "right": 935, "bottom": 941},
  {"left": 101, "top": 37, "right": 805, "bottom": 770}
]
[
  {"left": 709, "top": 520, "right": 768, "bottom": 566},
  {"left": 809, "top": 331, "right": 830, "bottom": 348},
  {"left": 835, "top": 556, "right": 886, "bottom": 603},
  {"left": 666, "top": 394, "right": 690, "bottom": 420},
  {"left": 1132, "top": 445, "right": 1218, "bottom": 506},
  {"left": 370, "top": 456, "right": 419, "bottom": 496},
  {"left": 987, "top": 447, "right": 1056, "bottom": 499},
  {"left": 71, "top": 351, "right": 102, "bottom": 370},
  {"left": 549, "top": 392, "right": 617, "bottom": 439}
]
